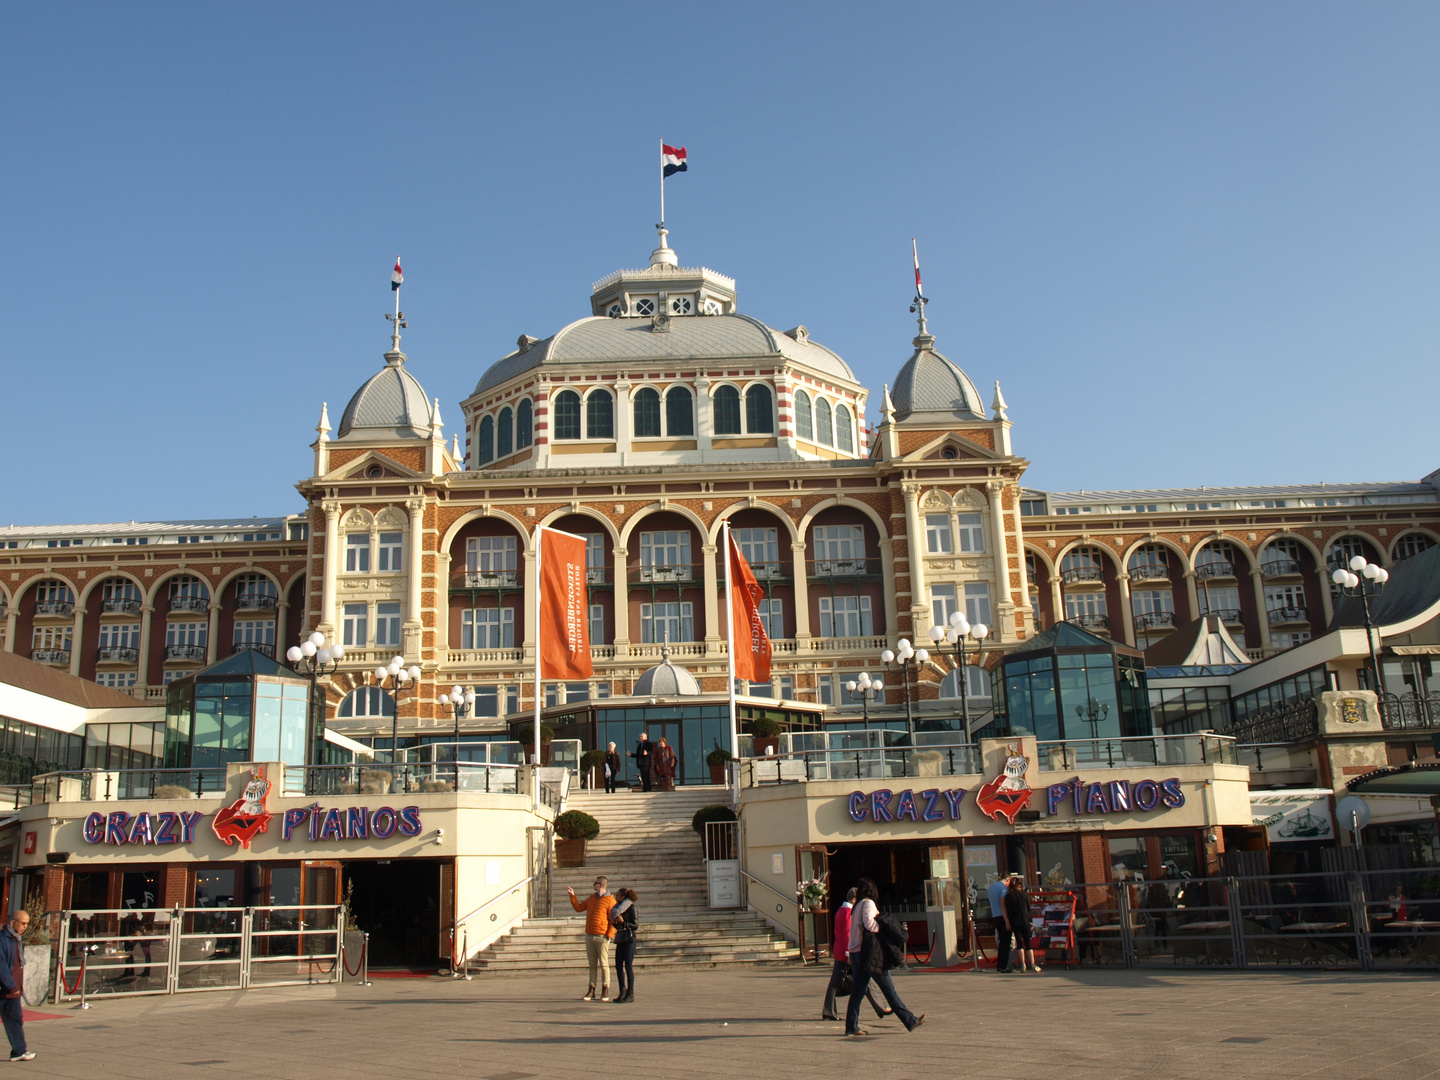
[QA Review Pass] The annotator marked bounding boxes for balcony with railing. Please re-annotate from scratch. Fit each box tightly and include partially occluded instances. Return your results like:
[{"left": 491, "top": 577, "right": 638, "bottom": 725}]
[
  {"left": 168, "top": 595, "right": 210, "bottom": 614},
  {"left": 808, "top": 557, "right": 883, "bottom": 580},
  {"left": 1133, "top": 610, "right": 1177, "bottom": 632},
  {"left": 34, "top": 600, "right": 74, "bottom": 617},
  {"left": 233, "top": 593, "right": 278, "bottom": 613},
  {"left": 96, "top": 646, "right": 139, "bottom": 664},
  {"left": 1067, "top": 614, "right": 1109, "bottom": 633},
  {"left": 637, "top": 563, "right": 699, "bottom": 584},
  {"left": 1222, "top": 698, "right": 1318, "bottom": 745},
  {"left": 1207, "top": 608, "right": 1243, "bottom": 625},
  {"left": 1260, "top": 559, "right": 1302, "bottom": 579},
  {"left": 452, "top": 568, "right": 521, "bottom": 590},
  {"left": 31, "top": 649, "right": 71, "bottom": 665},
  {"left": 1195, "top": 560, "right": 1236, "bottom": 581},
  {"left": 1060, "top": 565, "right": 1104, "bottom": 585},
  {"left": 1128, "top": 563, "right": 1171, "bottom": 583},
  {"left": 232, "top": 642, "right": 275, "bottom": 658},
  {"left": 163, "top": 643, "right": 208, "bottom": 663},
  {"left": 1379, "top": 692, "right": 1440, "bottom": 732},
  {"left": 1266, "top": 606, "right": 1308, "bottom": 626},
  {"left": 101, "top": 598, "right": 142, "bottom": 617}
]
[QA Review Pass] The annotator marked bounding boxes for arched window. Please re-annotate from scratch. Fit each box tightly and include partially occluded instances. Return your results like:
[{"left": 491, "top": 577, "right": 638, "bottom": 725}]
[
  {"left": 814, "top": 397, "right": 833, "bottom": 446},
  {"left": 553, "top": 390, "right": 582, "bottom": 440},
  {"left": 586, "top": 390, "right": 614, "bottom": 440},
  {"left": 666, "top": 386, "right": 694, "bottom": 435},
  {"left": 746, "top": 384, "right": 774, "bottom": 434},
  {"left": 633, "top": 388, "right": 661, "bottom": 438},
  {"left": 1327, "top": 535, "right": 1377, "bottom": 571},
  {"left": 1394, "top": 532, "right": 1437, "bottom": 563},
  {"left": 497, "top": 407, "right": 513, "bottom": 458},
  {"left": 940, "top": 668, "right": 991, "bottom": 699},
  {"left": 835, "top": 404, "right": 854, "bottom": 453},
  {"left": 337, "top": 686, "right": 395, "bottom": 719},
  {"left": 516, "top": 399, "right": 533, "bottom": 448},
  {"left": 794, "top": 390, "right": 813, "bottom": 441},
  {"left": 713, "top": 385, "right": 742, "bottom": 434},
  {"left": 477, "top": 415, "right": 495, "bottom": 465}
]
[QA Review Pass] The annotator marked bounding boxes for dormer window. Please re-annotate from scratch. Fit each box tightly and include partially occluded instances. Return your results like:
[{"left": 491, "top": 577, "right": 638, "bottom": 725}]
[
  {"left": 634, "top": 298, "right": 655, "bottom": 316},
  {"left": 702, "top": 298, "right": 722, "bottom": 315},
  {"left": 671, "top": 296, "right": 692, "bottom": 315},
  {"left": 607, "top": 303, "right": 623, "bottom": 318}
]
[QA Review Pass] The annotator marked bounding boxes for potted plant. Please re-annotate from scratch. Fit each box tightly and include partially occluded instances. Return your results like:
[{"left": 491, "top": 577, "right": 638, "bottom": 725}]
[
  {"left": 580, "top": 749, "right": 607, "bottom": 789},
  {"left": 514, "top": 722, "right": 556, "bottom": 766},
  {"left": 747, "top": 716, "right": 783, "bottom": 757},
  {"left": 20, "top": 893, "right": 49, "bottom": 1005},
  {"left": 553, "top": 809, "right": 599, "bottom": 868},
  {"left": 691, "top": 804, "right": 738, "bottom": 859},
  {"left": 341, "top": 879, "right": 365, "bottom": 977},
  {"left": 706, "top": 745, "right": 735, "bottom": 785}
]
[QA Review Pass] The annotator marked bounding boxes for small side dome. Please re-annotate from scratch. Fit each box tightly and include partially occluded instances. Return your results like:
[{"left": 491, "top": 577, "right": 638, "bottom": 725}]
[
  {"left": 891, "top": 334, "right": 985, "bottom": 422},
  {"left": 338, "top": 350, "right": 433, "bottom": 440},
  {"left": 633, "top": 648, "right": 702, "bottom": 697}
]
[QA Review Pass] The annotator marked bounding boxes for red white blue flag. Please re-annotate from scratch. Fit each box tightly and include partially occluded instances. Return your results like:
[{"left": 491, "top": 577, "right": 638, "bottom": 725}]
[
  {"left": 912, "top": 239, "right": 922, "bottom": 296},
  {"left": 391, "top": 259, "right": 403, "bottom": 291},
  {"left": 662, "top": 144, "right": 688, "bottom": 178}
]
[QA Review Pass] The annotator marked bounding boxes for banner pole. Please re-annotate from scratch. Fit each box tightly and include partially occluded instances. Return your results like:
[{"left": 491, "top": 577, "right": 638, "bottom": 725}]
[
  {"left": 723, "top": 521, "right": 739, "bottom": 806},
  {"left": 533, "top": 525, "right": 542, "bottom": 811},
  {"left": 660, "top": 138, "right": 665, "bottom": 228}
]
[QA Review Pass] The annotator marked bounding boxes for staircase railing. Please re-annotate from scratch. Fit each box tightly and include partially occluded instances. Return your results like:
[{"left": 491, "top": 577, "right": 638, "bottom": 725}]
[{"left": 452, "top": 875, "right": 534, "bottom": 974}]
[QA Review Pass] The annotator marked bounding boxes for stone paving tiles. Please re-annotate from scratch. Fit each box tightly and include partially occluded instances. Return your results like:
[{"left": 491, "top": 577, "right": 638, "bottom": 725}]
[{"left": 9, "top": 966, "right": 1440, "bottom": 1080}]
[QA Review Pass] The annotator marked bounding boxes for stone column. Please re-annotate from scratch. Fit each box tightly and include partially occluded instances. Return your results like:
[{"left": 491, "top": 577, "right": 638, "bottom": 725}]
[
  {"left": 612, "top": 546, "right": 630, "bottom": 657},
  {"left": 206, "top": 601, "right": 221, "bottom": 664},
  {"left": 702, "top": 543, "right": 721, "bottom": 655},
  {"left": 3, "top": 608, "right": 17, "bottom": 653},
  {"left": 902, "top": 485, "right": 926, "bottom": 636},
  {"left": 321, "top": 500, "right": 342, "bottom": 635},
  {"left": 986, "top": 481, "right": 1013, "bottom": 640},
  {"left": 69, "top": 609, "right": 85, "bottom": 677},
  {"left": 1184, "top": 570, "right": 1199, "bottom": 617},
  {"left": 695, "top": 378, "right": 713, "bottom": 453},
  {"left": 614, "top": 378, "right": 632, "bottom": 462},
  {"left": 137, "top": 603, "right": 154, "bottom": 686},
  {"left": 791, "top": 539, "right": 811, "bottom": 642},
  {"left": 274, "top": 600, "right": 289, "bottom": 660},
  {"left": 436, "top": 552, "right": 451, "bottom": 657},
  {"left": 1117, "top": 573, "right": 1135, "bottom": 646},
  {"left": 1015, "top": 536, "right": 1034, "bottom": 630},
  {"left": 1250, "top": 568, "right": 1273, "bottom": 652},
  {"left": 405, "top": 498, "right": 426, "bottom": 657},
  {"left": 1316, "top": 567, "right": 1335, "bottom": 625},
  {"left": 522, "top": 548, "right": 537, "bottom": 656},
  {"left": 1050, "top": 577, "right": 1064, "bottom": 626}
]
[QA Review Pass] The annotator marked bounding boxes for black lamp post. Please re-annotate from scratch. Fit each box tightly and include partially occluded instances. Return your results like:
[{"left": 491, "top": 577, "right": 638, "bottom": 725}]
[
  {"left": 438, "top": 684, "right": 476, "bottom": 783},
  {"left": 286, "top": 631, "right": 344, "bottom": 764},
  {"left": 1332, "top": 555, "right": 1390, "bottom": 698},
  {"left": 1074, "top": 698, "right": 1110, "bottom": 741},
  {"left": 929, "top": 612, "right": 989, "bottom": 743},
  {"left": 844, "top": 672, "right": 885, "bottom": 731},
  {"left": 372, "top": 655, "right": 421, "bottom": 765},
  {"left": 880, "top": 637, "right": 929, "bottom": 740}
]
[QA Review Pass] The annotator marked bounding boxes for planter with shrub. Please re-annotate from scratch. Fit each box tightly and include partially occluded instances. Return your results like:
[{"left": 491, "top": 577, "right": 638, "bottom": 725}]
[
  {"left": 514, "top": 723, "right": 556, "bottom": 766},
  {"left": 20, "top": 893, "right": 49, "bottom": 1004},
  {"left": 553, "top": 809, "right": 600, "bottom": 867},
  {"left": 580, "top": 749, "right": 607, "bottom": 788},
  {"left": 706, "top": 745, "right": 735, "bottom": 785},
  {"left": 691, "top": 804, "right": 739, "bottom": 859},
  {"left": 746, "top": 716, "right": 783, "bottom": 757}
]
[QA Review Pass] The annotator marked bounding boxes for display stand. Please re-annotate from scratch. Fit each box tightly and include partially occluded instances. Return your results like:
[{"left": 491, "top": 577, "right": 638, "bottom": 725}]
[{"left": 1030, "top": 889, "right": 1079, "bottom": 967}]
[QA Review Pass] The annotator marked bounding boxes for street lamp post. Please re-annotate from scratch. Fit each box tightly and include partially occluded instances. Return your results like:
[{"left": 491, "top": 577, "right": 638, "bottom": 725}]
[
  {"left": 1332, "top": 555, "right": 1390, "bottom": 698},
  {"left": 880, "top": 637, "right": 929, "bottom": 741},
  {"left": 929, "top": 611, "right": 989, "bottom": 743},
  {"left": 286, "top": 631, "right": 344, "bottom": 765},
  {"left": 843, "top": 672, "right": 885, "bottom": 730},
  {"left": 438, "top": 684, "right": 476, "bottom": 783},
  {"left": 1075, "top": 698, "right": 1110, "bottom": 741},
  {"left": 372, "top": 655, "right": 422, "bottom": 765}
]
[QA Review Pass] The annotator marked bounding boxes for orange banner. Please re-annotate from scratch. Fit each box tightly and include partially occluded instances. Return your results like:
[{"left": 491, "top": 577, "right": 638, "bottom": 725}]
[
  {"left": 538, "top": 528, "right": 592, "bottom": 680},
  {"left": 728, "top": 533, "right": 772, "bottom": 683}
]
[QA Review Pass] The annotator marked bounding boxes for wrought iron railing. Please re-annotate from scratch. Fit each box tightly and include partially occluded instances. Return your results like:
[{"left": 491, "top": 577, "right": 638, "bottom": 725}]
[
  {"left": 1128, "top": 563, "right": 1171, "bottom": 582},
  {"left": 168, "top": 595, "right": 210, "bottom": 614},
  {"left": 234, "top": 593, "right": 278, "bottom": 612},
  {"left": 1260, "top": 559, "right": 1302, "bottom": 578},
  {"left": 1134, "top": 611, "right": 1177, "bottom": 631},
  {"left": 232, "top": 642, "right": 275, "bottom": 658},
  {"left": 30, "top": 648, "right": 71, "bottom": 665},
  {"left": 31, "top": 767, "right": 227, "bottom": 802},
  {"left": 96, "top": 646, "right": 139, "bottom": 663},
  {"left": 1379, "top": 692, "right": 1440, "bottom": 732},
  {"left": 1196, "top": 561, "right": 1236, "bottom": 580},
  {"left": 1266, "top": 606, "right": 1308, "bottom": 626},
  {"left": 1038, "top": 734, "right": 1238, "bottom": 770},
  {"left": 454, "top": 569, "right": 520, "bottom": 589},
  {"left": 101, "top": 598, "right": 142, "bottom": 616},
  {"left": 164, "top": 643, "right": 208, "bottom": 662},
  {"left": 1207, "top": 608, "right": 1243, "bottom": 624},
  {"left": 1223, "top": 698, "right": 1319, "bottom": 745},
  {"left": 637, "top": 563, "right": 698, "bottom": 583},
  {"left": 34, "top": 600, "right": 74, "bottom": 617},
  {"left": 1060, "top": 566, "right": 1104, "bottom": 584},
  {"left": 1067, "top": 613, "right": 1109, "bottom": 632},
  {"left": 808, "top": 558, "right": 883, "bottom": 578}
]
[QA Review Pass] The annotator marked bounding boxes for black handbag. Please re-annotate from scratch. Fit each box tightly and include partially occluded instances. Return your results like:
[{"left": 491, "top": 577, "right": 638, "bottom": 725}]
[{"left": 837, "top": 966, "right": 854, "bottom": 996}]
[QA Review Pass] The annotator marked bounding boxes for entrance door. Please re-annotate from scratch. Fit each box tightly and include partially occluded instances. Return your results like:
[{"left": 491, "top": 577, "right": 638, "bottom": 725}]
[
  {"left": 301, "top": 861, "right": 342, "bottom": 939},
  {"left": 796, "top": 845, "right": 831, "bottom": 962},
  {"left": 343, "top": 860, "right": 442, "bottom": 969}
]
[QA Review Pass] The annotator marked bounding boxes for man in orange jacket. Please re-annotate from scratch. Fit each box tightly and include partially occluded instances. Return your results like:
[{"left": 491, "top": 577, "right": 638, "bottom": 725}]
[{"left": 568, "top": 877, "right": 616, "bottom": 1001}]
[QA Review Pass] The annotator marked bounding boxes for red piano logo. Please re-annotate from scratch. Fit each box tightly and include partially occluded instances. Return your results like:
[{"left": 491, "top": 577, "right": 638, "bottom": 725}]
[
  {"left": 212, "top": 767, "right": 272, "bottom": 849},
  {"left": 975, "top": 742, "right": 1033, "bottom": 824}
]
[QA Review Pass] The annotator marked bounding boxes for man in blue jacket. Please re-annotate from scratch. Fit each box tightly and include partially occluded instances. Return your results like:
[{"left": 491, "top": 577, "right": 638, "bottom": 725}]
[
  {"left": 987, "top": 875, "right": 1012, "bottom": 973},
  {"left": 0, "top": 907, "right": 34, "bottom": 1061}
]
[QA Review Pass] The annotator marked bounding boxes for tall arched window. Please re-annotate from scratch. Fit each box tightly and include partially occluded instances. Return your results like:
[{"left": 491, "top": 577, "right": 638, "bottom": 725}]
[
  {"left": 814, "top": 397, "right": 833, "bottom": 446},
  {"left": 497, "top": 407, "right": 513, "bottom": 458},
  {"left": 745, "top": 384, "right": 774, "bottom": 434},
  {"left": 835, "top": 404, "right": 854, "bottom": 453},
  {"left": 553, "top": 391, "right": 582, "bottom": 440},
  {"left": 586, "top": 390, "right": 614, "bottom": 439},
  {"left": 337, "top": 686, "right": 395, "bottom": 719},
  {"left": 633, "top": 388, "right": 661, "bottom": 437},
  {"left": 794, "top": 390, "right": 813, "bottom": 441},
  {"left": 477, "top": 415, "right": 495, "bottom": 464},
  {"left": 666, "top": 386, "right": 694, "bottom": 435},
  {"left": 713, "top": 385, "right": 742, "bottom": 434},
  {"left": 516, "top": 399, "right": 533, "bottom": 448}
]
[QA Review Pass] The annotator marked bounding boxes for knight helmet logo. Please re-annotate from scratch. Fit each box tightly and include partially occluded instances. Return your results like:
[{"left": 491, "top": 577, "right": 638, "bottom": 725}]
[
  {"left": 974, "top": 741, "right": 1034, "bottom": 825},
  {"left": 212, "top": 766, "right": 273, "bottom": 849}
]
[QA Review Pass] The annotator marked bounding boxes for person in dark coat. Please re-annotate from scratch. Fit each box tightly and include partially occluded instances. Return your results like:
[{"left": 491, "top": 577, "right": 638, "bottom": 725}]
[
  {"left": 822, "top": 887, "right": 889, "bottom": 1021},
  {"left": 610, "top": 888, "right": 638, "bottom": 1003},
  {"left": 629, "top": 732, "right": 655, "bottom": 792},
  {"left": 1004, "top": 878, "right": 1039, "bottom": 973},
  {"left": 844, "top": 877, "right": 924, "bottom": 1037},
  {"left": 0, "top": 908, "right": 34, "bottom": 1061},
  {"left": 603, "top": 742, "right": 623, "bottom": 794}
]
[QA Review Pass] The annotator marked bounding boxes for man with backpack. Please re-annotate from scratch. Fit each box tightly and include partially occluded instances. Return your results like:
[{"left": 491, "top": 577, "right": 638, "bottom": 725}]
[{"left": 843, "top": 877, "right": 924, "bottom": 1037}]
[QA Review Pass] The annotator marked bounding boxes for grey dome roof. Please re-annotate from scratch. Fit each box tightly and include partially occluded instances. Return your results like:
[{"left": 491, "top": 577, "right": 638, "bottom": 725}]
[
  {"left": 338, "top": 351, "right": 433, "bottom": 439},
  {"left": 632, "top": 652, "right": 702, "bottom": 697},
  {"left": 475, "top": 313, "right": 855, "bottom": 394},
  {"left": 891, "top": 335, "right": 985, "bottom": 422}
]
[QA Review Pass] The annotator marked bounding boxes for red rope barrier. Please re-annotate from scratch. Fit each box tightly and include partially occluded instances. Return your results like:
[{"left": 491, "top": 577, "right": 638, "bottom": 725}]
[
  {"left": 60, "top": 954, "right": 85, "bottom": 996},
  {"left": 342, "top": 938, "right": 366, "bottom": 978}
]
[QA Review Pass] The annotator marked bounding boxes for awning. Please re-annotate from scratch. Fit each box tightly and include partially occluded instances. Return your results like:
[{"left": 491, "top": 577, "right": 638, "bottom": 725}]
[
  {"left": 1347, "top": 762, "right": 1440, "bottom": 797},
  {"left": 324, "top": 727, "right": 372, "bottom": 757},
  {"left": 1250, "top": 788, "right": 1334, "bottom": 842}
]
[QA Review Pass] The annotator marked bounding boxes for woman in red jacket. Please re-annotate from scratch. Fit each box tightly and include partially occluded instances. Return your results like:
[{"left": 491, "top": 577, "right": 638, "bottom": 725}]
[{"left": 821, "top": 886, "right": 890, "bottom": 1021}]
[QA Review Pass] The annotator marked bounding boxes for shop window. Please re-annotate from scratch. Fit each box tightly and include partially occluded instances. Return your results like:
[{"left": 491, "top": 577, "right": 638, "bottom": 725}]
[
  {"left": 1158, "top": 835, "right": 1199, "bottom": 880},
  {"left": 1108, "top": 836, "right": 1147, "bottom": 881},
  {"left": 1035, "top": 840, "right": 1076, "bottom": 889}
]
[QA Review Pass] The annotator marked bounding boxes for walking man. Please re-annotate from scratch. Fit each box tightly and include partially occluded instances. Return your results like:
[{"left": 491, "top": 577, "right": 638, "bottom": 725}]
[
  {"left": 567, "top": 877, "right": 617, "bottom": 1001},
  {"left": 988, "top": 874, "right": 1011, "bottom": 973},
  {"left": 0, "top": 907, "right": 34, "bottom": 1061},
  {"left": 630, "top": 732, "right": 655, "bottom": 792}
]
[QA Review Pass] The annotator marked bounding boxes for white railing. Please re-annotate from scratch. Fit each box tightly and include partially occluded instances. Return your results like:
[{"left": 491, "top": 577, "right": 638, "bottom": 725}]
[
  {"left": 446, "top": 648, "right": 528, "bottom": 665},
  {"left": 807, "top": 636, "right": 888, "bottom": 653},
  {"left": 628, "top": 641, "right": 707, "bottom": 658}
]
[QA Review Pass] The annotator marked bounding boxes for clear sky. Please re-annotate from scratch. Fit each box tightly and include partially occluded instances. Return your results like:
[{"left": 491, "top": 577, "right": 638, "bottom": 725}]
[{"left": 4, "top": 3, "right": 1437, "bottom": 525}]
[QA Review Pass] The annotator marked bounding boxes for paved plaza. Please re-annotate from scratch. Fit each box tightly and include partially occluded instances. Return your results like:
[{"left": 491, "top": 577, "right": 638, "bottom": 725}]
[{"left": 12, "top": 965, "right": 1440, "bottom": 1080}]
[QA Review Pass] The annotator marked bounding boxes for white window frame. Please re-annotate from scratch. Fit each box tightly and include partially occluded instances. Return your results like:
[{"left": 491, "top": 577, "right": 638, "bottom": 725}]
[
  {"left": 165, "top": 622, "right": 207, "bottom": 647},
  {"left": 640, "top": 601, "right": 694, "bottom": 643},
  {"left": 233, "top": 619, "right": 276, "bottom": 647},
  {"left": 97, "top": 623, "right": 141, "bottom": 649},
  {"left": 818, "top": 595, "right": 873, "bottom": 638},
  {"left": 964, "top": 582, "right": 992, "bottom": 626},
  {"left": 931, "top": 584, "right": 958, "bottom": 628},
  {"left": 466, "top": 536, "right": 518, "bottom": 585},
  {"left": 956, "top": 513, "right": 986, "bottom": 553},
  {"left": 925, "top": 514, "right": 953, "bottom": 555},
  {"left": 756, "top": 597, "right": 784, "bottom": 640},
  {"left": 639, "top": 531, "right": 692, "bottom": 581},
  {"left": 462, "top": 607, "right": 515, "bottom": 649},
  {"left": 346, "top": 534, "right": 371, "bottom": 573},
  {"left": 377, "top": 532, "right": 403, "bottom": 573},
  {"left": 374, "top": 602, "right": 402, "bottom": 647},
  {"left": 589, "top": 603, "right": 605, "bottom": 645},
  {"left": 342, "top": 603, "right": 368, "bottom": 647}
]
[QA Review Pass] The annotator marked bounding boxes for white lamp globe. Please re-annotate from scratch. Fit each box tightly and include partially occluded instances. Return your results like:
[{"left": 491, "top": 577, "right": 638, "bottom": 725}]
[
  {"left": 391, "top": 655, "right": 405, "bottom": 668},
  {"left": 1346, "top": 572, "right": 1360, "bottom": 589},
  {"left": 1363, "top": 563, "right": 1380, "bottom": 580},
  {"left": 450, "top": 690, "right": 463, "bottom": 705},
  {"left": 301, "top": 641, "right": 317, "bottom": 658},
  {"left": 330, "top": 642, "right": 345, "bottom": 660},
  {"left": 437, "top": 694, "right": 448, "bottom": 706},
  {"left": 374, "top": 666, "right": 388, "bottom": 682},
  {"left": 387, "top": 661, "right": 402, "bottom": 677},
  {"left": 915, "top": 648, "right": 929, "bottom": 663},
  {"left": 949, "top": 611, "right": 965, "bottom": 629},
  {"left": 1377, "top": 568, "right": 1390, "bottom": 583},
  {"left": 464, "top": 690, "right": 475, "bottom": 706},
  {"left": 881, "top": 649, "right": 895, "bottom": 664},
  {"left": 845, "top": 680, "right": 857, "bottom": 693},
  {"left": 898, "top": 645, "right": 914, "bottom": 662},
  {"left": 1349, "top": 555, "right": 1368, "bottom": 572},
  {"left": 872, "top": 679, "right": 884, "bottom": 693},
  {"left": 929, "top": 625, "right": 945, "bottom": 642},
  {"left": 858, "top": 672, "right": 872, "bottom": 689},
  {"left": 316, "top": 649, "right": 331, "bottom": 665},
  {"left": 1332, "top": 568, "right": 1348, "bottom": 585},
  {"left": 286, "top": 646, "right": 303, "bottom": 663},
  {"left": 974, "top": 624, "right": 990, "bottom": 640},
  {"left": 897, "top": 638, "right": 911, "bottom": 652},
  {"left": 955, "top": 618, "right": 971, "bottom": 638},
  {"left": 309, "top": 631, "right": 325, "bottom": 647}
]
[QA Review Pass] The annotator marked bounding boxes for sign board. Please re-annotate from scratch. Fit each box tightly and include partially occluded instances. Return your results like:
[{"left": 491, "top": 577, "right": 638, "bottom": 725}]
[
  {"left": 1250, "top": 788, "right": 1334, "bottom": 842},
  {"left": 707, "top": 860, "right": 741, "bottom": 908}
]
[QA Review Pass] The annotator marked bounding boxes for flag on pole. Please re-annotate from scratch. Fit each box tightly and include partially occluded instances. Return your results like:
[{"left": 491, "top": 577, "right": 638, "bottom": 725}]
[
  {"left": 537, "top": 527, "right": 592, "bottom": 680},
  {"left": 662, "top": 144, "right": 688, "bottom": 177},
  {"left": 912, "top": 239, "right": 922, "bottom": 296},
  {"left": 728, "top": 534, "right": 772, "bottom": 683},
  {"left": 391, "top": 259, "right": 403, "bottom": 291}
]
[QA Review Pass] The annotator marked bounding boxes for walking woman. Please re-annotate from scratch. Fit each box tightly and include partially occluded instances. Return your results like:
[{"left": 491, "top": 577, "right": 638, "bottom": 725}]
[
  {"left": 603, "top": 742, "right": 623, "bottom": 794},
  {"left": 844, "top": 878, "right": 924, "bottom": 1037},
  {"left": 611, "top": 888, "right": 639, "bottom": 1002},
  {"left": 654, "top": 737, "right": 677, "bottom": 791},
  {"left": 822, "top": 886, "right": 889, "bottom": 1021},
  {"left": 1004, "top": 877, "right": 1039, "bottom": 973}
]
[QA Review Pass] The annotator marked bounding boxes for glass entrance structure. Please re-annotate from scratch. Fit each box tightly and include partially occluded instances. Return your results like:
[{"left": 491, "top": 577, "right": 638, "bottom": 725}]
[{"left": 163, "top": 648, "right": 314, "bottom": 772}]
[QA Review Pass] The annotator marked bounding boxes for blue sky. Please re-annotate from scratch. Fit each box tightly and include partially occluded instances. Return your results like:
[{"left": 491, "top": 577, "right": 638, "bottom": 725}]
[{"left": 4, "top": 3, "right": 1437, "bottom": 525}]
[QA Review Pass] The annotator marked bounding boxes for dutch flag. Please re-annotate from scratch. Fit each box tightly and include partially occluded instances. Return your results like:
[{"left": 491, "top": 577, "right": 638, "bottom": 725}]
[
  {"left": 662, "top": 144, "right": 688, "bottom": 178},
  {"left": 391, "top": 259, "right": 403, "bottom": 291},
  {"left": 913, "top": 239, "right": 923, "bottom": 297}
]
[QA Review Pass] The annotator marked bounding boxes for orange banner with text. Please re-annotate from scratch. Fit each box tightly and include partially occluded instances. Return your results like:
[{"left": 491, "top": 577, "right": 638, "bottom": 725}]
[
  {"left": 538, "top": 528, "right": 593, "bottom": 680},
  {"left": 728, "top": 534, "right": 772, "bottom": 683}
]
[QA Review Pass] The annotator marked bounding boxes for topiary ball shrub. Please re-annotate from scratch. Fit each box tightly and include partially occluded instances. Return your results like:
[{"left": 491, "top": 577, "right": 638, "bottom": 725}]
[
  {"left": 554, "top": 809, "right": 600, "bottom": 840},
  {"left": 580, "top": 749, "right": 607, "bottom": 772},
  {"left": 747, "top": 716, "right": 783, "bottom": 738},
  {"left": 691, "top": 804, "right": 738, "bottom": 835}
]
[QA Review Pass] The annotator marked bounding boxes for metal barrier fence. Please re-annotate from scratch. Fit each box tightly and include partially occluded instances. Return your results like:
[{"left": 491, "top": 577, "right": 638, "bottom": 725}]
[
  {"left": 298, "top": 762, "right": 520, "bottom": 797},
  {"left": 54, "top": 904, "right": 345, "bottom": 1001},
  {"left": 1039, "top": 867, "right": 1440, "bottom": 970}
]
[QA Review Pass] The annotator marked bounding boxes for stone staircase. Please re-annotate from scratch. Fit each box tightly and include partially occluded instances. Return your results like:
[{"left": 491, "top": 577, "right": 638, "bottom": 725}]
[{"left": 468, "top": 787, "right": 801, "bottom": 974}]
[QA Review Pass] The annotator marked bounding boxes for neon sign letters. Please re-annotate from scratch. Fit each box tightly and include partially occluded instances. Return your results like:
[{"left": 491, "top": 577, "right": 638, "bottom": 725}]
[
  {"left": 847, "top": 788, "right": 968, "bottom": 823},
  {"left": 1046, "top": 777, "right": 1184, "bottom": 815},
  {"left": 82, "top": 803, "right": 424, "bottom": 846}
]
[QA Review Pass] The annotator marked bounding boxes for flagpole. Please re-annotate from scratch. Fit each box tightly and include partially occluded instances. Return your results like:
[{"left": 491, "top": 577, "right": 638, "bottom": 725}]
[
  {"left": 723, "top": 521, "right": 739, "bottom": 806},
  {"left": 395, "top": 257, "right": 401, "bottom": 323},
  {"left": 659, "top": 138, "right": 665, "bottom": 229},
  {"left": 532, "top": 524, "right": 542, "bottom": 811}
]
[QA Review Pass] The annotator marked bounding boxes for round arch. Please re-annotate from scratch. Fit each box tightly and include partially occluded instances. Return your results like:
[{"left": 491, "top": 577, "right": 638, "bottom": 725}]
[
  {"left": 145, "top": 568, "right": 217, "bottom": 608},
  {"left": 1053, "top": 539, "right": 1124, "bottom": 572},
  {"left": 213, "top": 566, "right": 283, "bottom": 597},
  {"left": 1189, "top": 534, "right": 1259, "bottom": 573},
  {"left": 78, "top": 569, "right": 148, "bottom": 607},
  {"left": 796, "top": 496, "right": 891, "bottom": 542},
  {"left": 540, "top": 506, "right": 621, "bottom": 544},
  {"left": 1322, "top": 529, "right": 1388, "bottom": 568},
  {"left": 440, "top": 506, "right": 535, "bottom": 554},
  {"left": 1390, "top": 528, "right": 1440, "bottom": 562},
  {"left": 18, "top": 572, "right": 80, "bottom": 602},
  {"left": 706, "top": 500, "right": 801, "bottom": 545},
  {"left": 1120, "top": 536, "right": 1191, "bottom": 571},
  {"left": 618, "top": 502, "right": 713, "bottom": 549},
  {"left": 1257, "top": 529, "right": 1326, "bottom": 566},
  {"left": 1023, "top": 544, "right": 1058, "bottom": 576}
]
